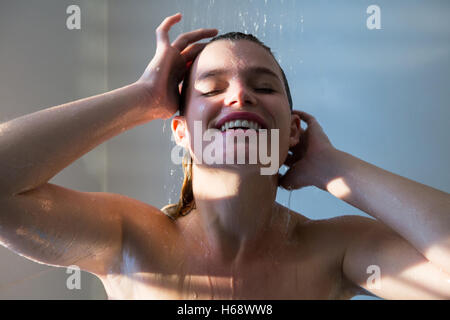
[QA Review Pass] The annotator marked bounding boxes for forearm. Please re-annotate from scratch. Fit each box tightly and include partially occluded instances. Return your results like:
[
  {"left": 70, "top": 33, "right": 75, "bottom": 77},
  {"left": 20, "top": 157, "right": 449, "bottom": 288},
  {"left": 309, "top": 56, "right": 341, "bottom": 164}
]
[
  {"left": 314, "top": 148, "right": 450, "bottom": 272},
  {"left": 0, "top": 82, "right": 155, "bottom": 196}
]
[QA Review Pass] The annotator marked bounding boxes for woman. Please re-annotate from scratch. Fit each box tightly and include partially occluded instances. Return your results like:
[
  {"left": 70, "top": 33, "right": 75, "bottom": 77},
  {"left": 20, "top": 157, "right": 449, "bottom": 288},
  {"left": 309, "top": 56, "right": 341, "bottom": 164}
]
[{"left": 0, "top": 13, "right": 449, "bottom": 299}]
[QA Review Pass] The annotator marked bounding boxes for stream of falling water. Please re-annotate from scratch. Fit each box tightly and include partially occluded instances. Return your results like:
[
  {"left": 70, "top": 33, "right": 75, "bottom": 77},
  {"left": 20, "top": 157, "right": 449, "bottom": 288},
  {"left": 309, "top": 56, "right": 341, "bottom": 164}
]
[
  {"left": 163, "top": 0, "right": 306, "bottom": 209},
  {"left": 285, "top": 189, "right": 293, "bottom": 235},
  {"left": 287, "top": 189, "right": 293, "bottom": 213}
]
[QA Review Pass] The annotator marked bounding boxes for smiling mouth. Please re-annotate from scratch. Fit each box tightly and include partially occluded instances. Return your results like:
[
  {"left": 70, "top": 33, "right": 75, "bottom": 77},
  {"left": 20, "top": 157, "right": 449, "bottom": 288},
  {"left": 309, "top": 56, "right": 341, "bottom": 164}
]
[
  {"left": 214, "top": 112, "right": 268, "bottom": 132},
  {"left": 218, "top": 119, "right": 263, "bottom": 132}
]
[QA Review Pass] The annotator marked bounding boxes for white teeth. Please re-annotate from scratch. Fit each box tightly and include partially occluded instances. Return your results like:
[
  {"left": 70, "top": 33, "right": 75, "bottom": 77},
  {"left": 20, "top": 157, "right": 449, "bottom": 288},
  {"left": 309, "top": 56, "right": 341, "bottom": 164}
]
[{"left": 219, "top": 119, "right": 262, "bottom": 132}]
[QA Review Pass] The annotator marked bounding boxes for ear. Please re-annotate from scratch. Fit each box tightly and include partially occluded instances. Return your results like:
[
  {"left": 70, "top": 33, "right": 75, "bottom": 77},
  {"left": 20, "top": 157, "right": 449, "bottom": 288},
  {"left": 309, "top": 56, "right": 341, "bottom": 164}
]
[
  {"left": 289, "top": 112, "right": 302, "bottom": 148},
  {"left": 171, "top": 116, "right": 189, "bottom": 148}
]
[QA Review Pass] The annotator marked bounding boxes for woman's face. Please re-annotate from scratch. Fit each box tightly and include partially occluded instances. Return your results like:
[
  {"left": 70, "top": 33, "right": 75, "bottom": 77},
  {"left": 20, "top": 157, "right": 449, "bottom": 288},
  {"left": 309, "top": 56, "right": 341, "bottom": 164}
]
[{"left": 174, "top": 39, "right": 300, "bottom": 171}]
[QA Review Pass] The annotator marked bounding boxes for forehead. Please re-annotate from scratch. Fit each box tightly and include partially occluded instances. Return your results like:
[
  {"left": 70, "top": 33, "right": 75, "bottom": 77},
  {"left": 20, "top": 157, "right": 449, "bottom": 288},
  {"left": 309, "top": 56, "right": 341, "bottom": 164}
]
[{"left": 190, "top": 40, "right": 282, "bottom": 82}]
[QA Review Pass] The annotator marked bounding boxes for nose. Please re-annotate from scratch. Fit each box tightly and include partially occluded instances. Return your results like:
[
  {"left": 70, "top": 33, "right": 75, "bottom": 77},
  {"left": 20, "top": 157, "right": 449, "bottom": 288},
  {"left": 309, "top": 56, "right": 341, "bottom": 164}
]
[{"left": 223, "top": 80, "right": 257, "bottom": 108}]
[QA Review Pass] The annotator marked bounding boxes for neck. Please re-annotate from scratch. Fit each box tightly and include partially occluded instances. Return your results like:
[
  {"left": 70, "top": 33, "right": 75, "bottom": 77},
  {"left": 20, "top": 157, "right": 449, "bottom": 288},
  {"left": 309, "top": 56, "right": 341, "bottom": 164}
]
[{"left": 189, "top": 163, "right": 281, "bottom": 264}]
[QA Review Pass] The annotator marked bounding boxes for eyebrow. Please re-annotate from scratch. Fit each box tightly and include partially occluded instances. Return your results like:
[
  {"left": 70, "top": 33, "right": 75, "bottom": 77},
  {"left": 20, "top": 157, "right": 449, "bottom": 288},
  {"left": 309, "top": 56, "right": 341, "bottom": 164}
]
[{"left": 196, "top": 66, "right": 282, "bottom": 83}]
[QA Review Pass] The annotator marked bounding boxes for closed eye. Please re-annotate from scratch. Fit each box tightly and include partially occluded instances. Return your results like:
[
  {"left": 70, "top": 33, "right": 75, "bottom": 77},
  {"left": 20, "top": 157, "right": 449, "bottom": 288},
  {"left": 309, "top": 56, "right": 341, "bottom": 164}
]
[
  {"left": 255, "top": 88, "right": 275, "bottom": 93},
  {"left": 201, "top": 88, "right": 275, "bottom": 97},
  {"left": 201, "top": 90, "right": 222, "bottom": 97}
]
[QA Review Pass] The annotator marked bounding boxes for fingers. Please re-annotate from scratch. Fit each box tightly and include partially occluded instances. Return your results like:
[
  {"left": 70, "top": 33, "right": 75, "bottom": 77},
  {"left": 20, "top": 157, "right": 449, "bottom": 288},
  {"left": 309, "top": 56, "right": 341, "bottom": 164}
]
[
  {"left": 155, "top": 13, "right": 182, "bottom": 46},
  {"left": 284, "top": 146, "right": 304, "bottom": 167},
  {"left": 180, "top": 42, "right": 208, "bottom": 63},
  {"left": 292, "top": 110, "right": 316, "bottom": 125},
  {"left": 284, "top": 153, "right": 297, "bottom": 167},
  {"left": 292, "top": 109, "right": 327, "bottom": 135},
  {"left": 278, "top": 163, "right": 308, "bottom": 190},
  {"left": 172, "top": 28, "right": 219, "bottom": 52},
  {"left": 278, "top": 169, "right": 296, "bottom": 190},
  {"left": 155, "top": 13, "right": 218, "bottom": 57}
]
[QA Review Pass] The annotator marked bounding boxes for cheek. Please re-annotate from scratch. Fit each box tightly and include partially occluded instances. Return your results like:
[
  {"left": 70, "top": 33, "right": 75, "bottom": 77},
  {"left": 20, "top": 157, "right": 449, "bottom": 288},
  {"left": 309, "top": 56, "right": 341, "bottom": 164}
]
[
  {"left": 185, "top": 95, "right": 213, "bottom": 119},
  {"left": 185, "top": 96, "right": 223, "bottom": 130},
  {"left": 184, "top": 101, "right": 214, "bottom": 154}
]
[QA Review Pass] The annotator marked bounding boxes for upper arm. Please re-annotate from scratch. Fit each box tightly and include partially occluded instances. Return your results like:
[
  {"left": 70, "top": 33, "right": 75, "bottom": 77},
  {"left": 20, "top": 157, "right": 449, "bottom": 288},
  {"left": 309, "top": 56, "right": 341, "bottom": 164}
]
[
  {"left": 340, "top": 215, "right": 450, "bottom": 299},
  {"left": 0, "top": 183, "right": 126, "bottom": 275}
]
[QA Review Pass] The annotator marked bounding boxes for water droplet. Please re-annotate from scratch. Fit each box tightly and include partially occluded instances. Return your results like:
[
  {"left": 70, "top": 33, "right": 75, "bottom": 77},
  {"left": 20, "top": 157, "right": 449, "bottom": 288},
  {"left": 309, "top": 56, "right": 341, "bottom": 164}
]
[
  {"left": 254, "top": 22, "right": 259, "bottom": 33},
  {"left": 208, "top": 275, "right": 215, "bottom": 299}
]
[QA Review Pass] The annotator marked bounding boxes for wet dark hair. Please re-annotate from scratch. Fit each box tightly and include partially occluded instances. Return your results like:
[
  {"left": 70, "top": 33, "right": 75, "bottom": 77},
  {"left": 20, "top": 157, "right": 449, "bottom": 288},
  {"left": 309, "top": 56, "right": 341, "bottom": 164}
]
[{"left": 161, "top": 32, "right": 293, "bottom": 220}]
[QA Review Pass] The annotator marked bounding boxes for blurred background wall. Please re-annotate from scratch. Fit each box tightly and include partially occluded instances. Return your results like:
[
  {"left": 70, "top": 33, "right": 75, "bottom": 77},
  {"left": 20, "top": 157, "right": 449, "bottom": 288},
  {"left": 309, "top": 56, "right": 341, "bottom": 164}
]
[
  {"left": 0, "top": 0, "right": 108, "bottom": 299},
  {"left": 0, "top": 0, "right": 449, "bottom": 299}
]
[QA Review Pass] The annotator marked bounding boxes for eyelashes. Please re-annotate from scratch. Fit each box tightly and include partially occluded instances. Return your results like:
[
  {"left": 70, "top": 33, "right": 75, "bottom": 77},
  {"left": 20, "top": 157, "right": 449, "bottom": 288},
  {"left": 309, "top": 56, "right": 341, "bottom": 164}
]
[
  {"left": 255, "top": 88, "right": 275, "bottom": 93},
  {"left": 201, "top": 90, "right": 221, "bottom": 97},
  {"left": 201, "top": 88, "right": 275, "bottom": 97}
]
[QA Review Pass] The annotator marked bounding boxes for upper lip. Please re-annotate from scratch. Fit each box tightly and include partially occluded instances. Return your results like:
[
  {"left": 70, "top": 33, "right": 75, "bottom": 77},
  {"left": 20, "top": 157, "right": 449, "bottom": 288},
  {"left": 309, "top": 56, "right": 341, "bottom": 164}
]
[{"left": 214, "top": 112, "right": 269, "bottom": 130}]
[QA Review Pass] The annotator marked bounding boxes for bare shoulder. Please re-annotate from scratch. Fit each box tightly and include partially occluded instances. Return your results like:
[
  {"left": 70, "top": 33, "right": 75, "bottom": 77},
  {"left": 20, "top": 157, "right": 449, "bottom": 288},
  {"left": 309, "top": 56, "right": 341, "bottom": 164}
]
[
  {"left": 290, "top": 212, "right": 381, "bottom": 245},
  {"left": 117, "top": 195, "right": 175, "bottom": 230},
  {"left": 114, "top": 195, "right": 178, "bottom": 256},
  {"left": 306, "top": 214, "right": 384, "bottom": 298},
  {"left": 110, "top": 196, "right": 198, "bottom": 278},
  {"left": 281, "top": 207, "right": 381, "bottom": 298},
  {"left": 275, "top": 204, "right": 351, "bottom": 267}
]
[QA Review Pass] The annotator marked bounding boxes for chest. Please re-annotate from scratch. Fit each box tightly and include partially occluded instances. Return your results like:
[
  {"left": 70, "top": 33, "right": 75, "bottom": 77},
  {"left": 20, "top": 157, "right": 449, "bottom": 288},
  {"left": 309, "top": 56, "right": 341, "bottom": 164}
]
[{"left": 100, "top": 255, "right": 342, "bottom": 299}]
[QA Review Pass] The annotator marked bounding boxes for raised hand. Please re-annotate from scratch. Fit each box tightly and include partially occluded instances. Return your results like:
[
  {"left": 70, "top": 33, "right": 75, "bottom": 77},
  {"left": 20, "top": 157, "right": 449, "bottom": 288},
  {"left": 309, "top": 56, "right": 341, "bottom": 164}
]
[
  {"left": 137, "top": 13, "right": 218, "bottom": 119},
  {"left": 279, "top": 110, "right": 336, "bottom": 190}
]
